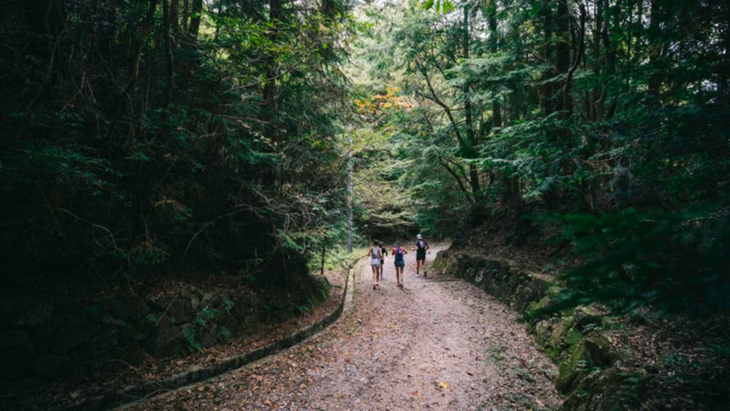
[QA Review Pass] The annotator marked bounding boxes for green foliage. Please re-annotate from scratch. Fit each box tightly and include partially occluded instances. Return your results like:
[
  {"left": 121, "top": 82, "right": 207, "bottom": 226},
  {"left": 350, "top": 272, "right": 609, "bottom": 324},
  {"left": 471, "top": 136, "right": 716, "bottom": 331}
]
[
  {"left": 542, "top": 206, "right": 730, "bottom": 313},
  {"left": 183, "top": 325, "right": 203, "bottom": 353},
  {"left": 352, "top": 0, "right": 730, "bottom": 314},
  {"left": 224, "top": 298, "right": 235, "bottom": 315},
  {"left": 195, "top": 308, "right": 219, "bottom": 327},
  {"left": 0, "top": 0, "right": 355, "bottom": 285},
  {"left": 217, "top": 327, "right": 232, "bottom": 342}
]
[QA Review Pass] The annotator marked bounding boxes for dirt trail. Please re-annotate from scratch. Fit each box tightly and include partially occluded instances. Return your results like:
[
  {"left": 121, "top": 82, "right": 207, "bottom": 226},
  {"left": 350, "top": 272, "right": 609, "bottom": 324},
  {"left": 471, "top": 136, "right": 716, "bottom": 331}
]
[{"left": 123, "top": 246, "right": 560, "bottom": 410}]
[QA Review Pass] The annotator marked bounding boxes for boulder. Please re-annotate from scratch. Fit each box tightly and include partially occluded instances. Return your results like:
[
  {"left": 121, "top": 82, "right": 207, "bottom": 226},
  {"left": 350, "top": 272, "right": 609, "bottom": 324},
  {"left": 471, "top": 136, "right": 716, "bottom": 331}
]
[
  {"left": 96, "top": 326, "right": 121, "bottom": 355},
  {"left": 70, "top": 342, "right": 96, "bottom": 361},
  {"left": 0, "top": 329, "right": 29, "bottom": 350},
  {"left": 534, "top": 320, "right": 553, "bottom": 346},
  {"left": 50, "top": 314, "right": 101, "bottom": 354},
  {"left": 573, "top": 306, "right": 602, "bottom": 331},
  {"left": 190, "top": 296, "right": 201, "bottom": 312},
  {"left": 0, "top": 343, "right": 34, "bottom": 379},
  {"left": 548, "top": 318, "right": 572, "bottom": 348},
  {"left": 562, "top": 368, "right": 644, "bottom": 411},
  {"left": 30, "top": 315, "right": 64, "bottom": 342},
  {"left": 13, "top": 302, "right": 53, "bottom": 328},
  {"left": 34, "top": 354, "right": 72, "bottom": 380},
  {"left": 100, "top": 312, "right": 126, "bottom": 327},
  {"left": 143, "top": 322, "right": 185, "bottom": 359},
  {"left": 537, "top": 296, "right": 552, "bottom": 310},
  {"left": 201, "top": 293, "right": 222, "bottom": 309},
  {"left": 121, "top": 318, "right": 152, "bottom": 341},
  {"left": 188, "top": 285, "right": 205, "bottom": 298},
  {"left": 583, "top": 336, "right": 611, "bottom": 366},
  {"left": 120, "top": 341, "right": 147, "bottom": 367},
  {"left": 556, "top": 342, "right": 588, "bottom": 393},
  {"left": 153, "top": 297, "right": 193, "bottom": 323},
  {"left": 199, "top": 325, "right": 219, "bottom": 348},
  {"left": 110, "top": 296, "right": 150, "bottom": 321},
  {"left": 103, "top": 341, "right": 148, "bottom": 371},
  {"left": 0, "top": 295, "right": 32, "bottom": 314},
  {"left": 220, "top": 316, "right": 241, "bottom": 337},
  {"left": 556, "top": 336, "right": 612, "bottom": 393}
]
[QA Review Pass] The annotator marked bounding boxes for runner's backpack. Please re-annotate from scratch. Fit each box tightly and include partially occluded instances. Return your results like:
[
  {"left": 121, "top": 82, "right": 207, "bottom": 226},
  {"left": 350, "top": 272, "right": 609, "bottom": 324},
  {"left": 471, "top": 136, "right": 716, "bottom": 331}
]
[{"left": 394, "top": 247, "right": 404, "bottom": 261}]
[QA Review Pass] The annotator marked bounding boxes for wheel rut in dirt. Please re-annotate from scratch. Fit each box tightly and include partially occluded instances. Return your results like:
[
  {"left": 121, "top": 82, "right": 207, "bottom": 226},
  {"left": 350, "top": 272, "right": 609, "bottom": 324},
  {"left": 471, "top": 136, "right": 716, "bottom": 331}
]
[{"left": 123, "top": 246, "right": 559, "bottom": 410}]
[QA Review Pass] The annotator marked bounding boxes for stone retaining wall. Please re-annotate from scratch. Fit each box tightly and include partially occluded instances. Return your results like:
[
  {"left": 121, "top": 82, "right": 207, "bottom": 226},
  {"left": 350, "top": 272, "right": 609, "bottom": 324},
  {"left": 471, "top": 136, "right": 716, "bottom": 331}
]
[
  {"left": 433, "top": 250, "right": 647, "bottom": 411},
  {"left": 0, "top": 278, "right": 329, "bottom": 396},
  {"left": 66, "top": 267, "right": 357, "bottom": 411}
]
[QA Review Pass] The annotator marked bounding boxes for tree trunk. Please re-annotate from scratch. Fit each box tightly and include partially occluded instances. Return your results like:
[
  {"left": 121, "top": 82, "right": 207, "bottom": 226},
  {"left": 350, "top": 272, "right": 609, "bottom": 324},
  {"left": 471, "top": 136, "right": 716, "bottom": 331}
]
[
  {"left": 187, "top": 0, "right": 203, "bottom": 43},
  {"left": 162, "top": 0, "right": 175, "bottom": 108},
  {"left": 125, "top": 0, "right": 159, "bottom": 94},
  {"left": 487, "top": 0, "right": 502, "bottom": 131},
  {"left": 648, "top": 0, "right": 663, "bottom": 99},
  {"left": 555, "top": 0, "right": 571, "bottom": 117},
  {"left": 170, "top": 0, "right": 180, "bottom": 36},
  {"left": 463, "top": 5, "right": 480, "bottom": 196},
  {"left": 541, "top": 0, "right": 554, "bottom": 117},
  {"left": 181, "top": 0, "right": 189, "bottom": 33}
]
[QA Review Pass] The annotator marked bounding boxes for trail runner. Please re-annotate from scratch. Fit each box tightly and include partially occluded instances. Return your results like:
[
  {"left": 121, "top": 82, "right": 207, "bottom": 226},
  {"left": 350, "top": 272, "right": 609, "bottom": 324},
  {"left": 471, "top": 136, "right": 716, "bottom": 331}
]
[
  {"left": 414, "top": 234, "right": 430, "bottom": 277},
  {"left": 378, "top": 241, "right": 387, "bottom": 280},
  {"left": 368, "top": 240, "right": 382, "bottom": 289},
  {"left": 392, "top": 243, "right": 407, "bottom": 288}
]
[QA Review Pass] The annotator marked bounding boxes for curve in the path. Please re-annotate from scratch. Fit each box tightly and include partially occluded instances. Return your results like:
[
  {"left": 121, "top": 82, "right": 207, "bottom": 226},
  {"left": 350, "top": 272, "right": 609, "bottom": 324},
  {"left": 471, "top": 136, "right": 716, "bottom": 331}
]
[{"left": 122, "top": 246, "right": 560, "bottom": 410}]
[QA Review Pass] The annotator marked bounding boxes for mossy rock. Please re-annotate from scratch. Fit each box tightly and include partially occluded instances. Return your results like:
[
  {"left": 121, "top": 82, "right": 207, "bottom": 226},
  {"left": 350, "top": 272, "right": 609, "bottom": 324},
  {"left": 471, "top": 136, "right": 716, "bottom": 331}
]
[
  {"left": 573, "top": 306, "right": 602, "bottom": 332},
  {"left": 556, "top": 336, "right": 612, "bottom": 394},
  {"left": 562, "top": 368, "right": 645, "bottom": 411},
  {"left": 548, "top": 316, "right": 574, "bottom": 348},
  {"left": 556, "top": 342, "right": 588, "bottom": 393},
  {"left": 583, "top": 336, "right": 611, "bottom": 366},
  {"left": 537, "top": 296, "right": 552, "bottom": 310},
  {"left": 534, "top": 320, "right": 553, "bottom": 346},
  {"left": 464, "top": 267, "right": 477, "bottom": 281},
  {"left": 564, "top": 329, "right": 583, "bottom": 349}
]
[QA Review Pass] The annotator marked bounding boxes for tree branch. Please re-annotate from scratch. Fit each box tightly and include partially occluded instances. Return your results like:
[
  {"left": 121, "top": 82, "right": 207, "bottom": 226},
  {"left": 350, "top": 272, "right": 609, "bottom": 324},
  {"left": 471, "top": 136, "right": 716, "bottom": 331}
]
[
  {"left": 441, "top": 162, "right": 470, "bottom": 195},
  {"left": 414, "top": 59, "right": 466, "bottom": 147}
]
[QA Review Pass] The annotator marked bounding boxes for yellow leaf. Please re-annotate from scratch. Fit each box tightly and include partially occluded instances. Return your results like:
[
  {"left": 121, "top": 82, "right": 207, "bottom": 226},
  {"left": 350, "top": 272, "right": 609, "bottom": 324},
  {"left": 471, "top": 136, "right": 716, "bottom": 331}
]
[{"left": 439, "top": 381, "right": 448, "bottom": 389}]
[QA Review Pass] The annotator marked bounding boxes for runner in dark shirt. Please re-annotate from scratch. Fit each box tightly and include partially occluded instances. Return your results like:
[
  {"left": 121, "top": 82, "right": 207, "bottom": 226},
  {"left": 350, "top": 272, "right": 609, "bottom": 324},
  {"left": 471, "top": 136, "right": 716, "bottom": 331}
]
[
  {"left": 414, "top": 234, "right": 429, "bottom": 277},
  {"left": 378, "top": 241, "right": 387, "bottom": 280}
]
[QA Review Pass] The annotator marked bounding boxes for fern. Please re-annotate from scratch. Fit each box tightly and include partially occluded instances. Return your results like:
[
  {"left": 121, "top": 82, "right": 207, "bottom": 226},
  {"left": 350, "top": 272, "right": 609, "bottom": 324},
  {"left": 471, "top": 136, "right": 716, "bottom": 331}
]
[
  {"left": 183, "top": 326, "right": 203, "bottom": 352},
  {"left": 195, "top": 307, "right": 219, "bottom": 327},
  {"left": 217, "top": 326, "right": 232, "bottom": 341}
]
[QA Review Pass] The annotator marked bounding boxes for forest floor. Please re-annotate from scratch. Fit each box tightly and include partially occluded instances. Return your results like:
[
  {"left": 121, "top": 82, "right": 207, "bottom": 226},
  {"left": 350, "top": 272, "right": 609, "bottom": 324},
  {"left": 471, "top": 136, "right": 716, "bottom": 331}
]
[{"left": 121, "top": 246, "right": 560, "bottom": 410}]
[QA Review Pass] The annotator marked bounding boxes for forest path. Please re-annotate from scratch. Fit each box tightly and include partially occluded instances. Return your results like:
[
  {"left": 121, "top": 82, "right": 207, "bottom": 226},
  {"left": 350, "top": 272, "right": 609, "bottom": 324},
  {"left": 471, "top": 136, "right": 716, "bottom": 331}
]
[{"left": 123, "top": 246, "right": 560, "bottom": 410}]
